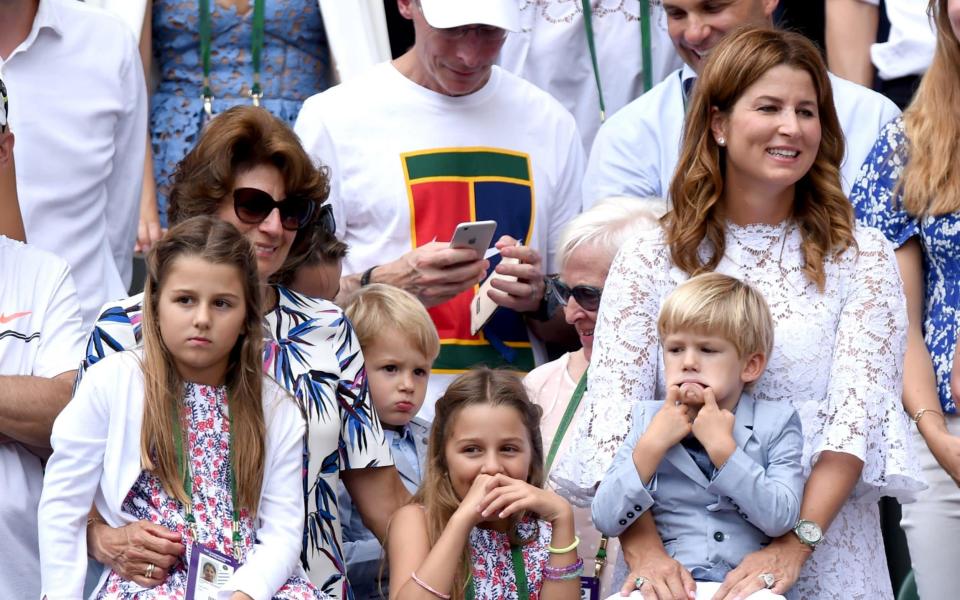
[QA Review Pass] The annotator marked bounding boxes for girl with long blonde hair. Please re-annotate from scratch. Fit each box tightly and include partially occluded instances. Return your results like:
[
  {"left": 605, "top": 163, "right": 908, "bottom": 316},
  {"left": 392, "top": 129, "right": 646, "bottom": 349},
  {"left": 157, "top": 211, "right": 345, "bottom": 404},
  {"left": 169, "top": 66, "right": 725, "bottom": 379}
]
[
  {"left": 851, "top": 2, "right": 960, "bottom": 597},
  {"left": 387, "top": 368, "right": 580, "bottom": 600},
  {"left": 38, "top": 217, "right": 323, "bottom": 599},
  {"left": 553, "top": 26, "right": 920, "bottom": 600}
]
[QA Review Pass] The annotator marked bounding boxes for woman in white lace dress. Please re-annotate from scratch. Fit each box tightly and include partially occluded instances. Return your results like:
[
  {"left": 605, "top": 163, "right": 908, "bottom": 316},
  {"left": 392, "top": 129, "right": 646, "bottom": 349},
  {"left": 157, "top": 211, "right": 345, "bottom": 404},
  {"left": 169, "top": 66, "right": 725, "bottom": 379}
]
[{"left": 552, "top": 28, "right": 923, "bottom": 600}]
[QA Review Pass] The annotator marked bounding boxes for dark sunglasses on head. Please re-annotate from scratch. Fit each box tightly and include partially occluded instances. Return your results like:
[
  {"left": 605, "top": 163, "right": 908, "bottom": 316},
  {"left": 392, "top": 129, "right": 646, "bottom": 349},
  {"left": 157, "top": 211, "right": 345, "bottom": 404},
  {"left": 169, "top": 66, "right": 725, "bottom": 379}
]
[
  {"left": 316, "top": 202, "right": 336, "bottom": 235},
  {"left": 548, "top": 275, "right": 603, "bottom": 312},
  {"left": 233, "top": 187, "right": 315, "bottom": 231}
]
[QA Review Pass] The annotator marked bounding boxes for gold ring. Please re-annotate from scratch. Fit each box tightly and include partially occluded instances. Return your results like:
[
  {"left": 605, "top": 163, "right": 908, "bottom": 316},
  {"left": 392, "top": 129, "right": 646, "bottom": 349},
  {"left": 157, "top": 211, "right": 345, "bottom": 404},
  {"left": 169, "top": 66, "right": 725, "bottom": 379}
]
[{"left": 145, "top": 563, "right": 156, "bottom": 579}]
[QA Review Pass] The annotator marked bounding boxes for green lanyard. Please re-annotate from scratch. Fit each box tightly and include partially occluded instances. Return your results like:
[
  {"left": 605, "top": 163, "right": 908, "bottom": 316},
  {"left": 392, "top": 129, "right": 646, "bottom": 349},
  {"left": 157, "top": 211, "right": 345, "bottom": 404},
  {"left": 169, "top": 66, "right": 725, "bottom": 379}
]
[
  {"left": 544, "top": 370, "right": 588, "bottom": 474},
  {"left": 466, "top": 545, "right": 529, "bottom": 600},
  {"left": 542, "top": 369, "right": 609, "bottom": 579},
  {"left": 171, "top": 396, "right": 243, "bottom": 560},
  {"left": 198, "top": 0, "right": 266, "bottom": 118},
  {"left": 582, "top": 0, "right": 654, "bottom": 124}
]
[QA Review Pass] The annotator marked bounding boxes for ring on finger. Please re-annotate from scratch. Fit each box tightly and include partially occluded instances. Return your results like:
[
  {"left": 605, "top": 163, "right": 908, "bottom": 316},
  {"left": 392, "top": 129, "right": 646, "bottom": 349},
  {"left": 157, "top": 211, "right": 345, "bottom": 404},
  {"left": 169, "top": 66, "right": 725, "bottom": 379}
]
[
  {"left": 145, "top": 563, "right": 156, "bottom": 579},
  {"left": 758, "top": 572, "right": 775, "bottom": 589},
  {"left": 634, "top": 576, "right": 647, "bottom": 589}
]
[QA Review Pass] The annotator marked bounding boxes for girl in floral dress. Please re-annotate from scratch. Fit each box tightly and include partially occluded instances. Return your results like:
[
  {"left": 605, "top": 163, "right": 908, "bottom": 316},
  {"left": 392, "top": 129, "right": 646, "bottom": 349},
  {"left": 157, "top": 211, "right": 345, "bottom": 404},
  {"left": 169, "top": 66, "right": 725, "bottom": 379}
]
[
  {"left": 387, "top": 369, "right": 580, "bottom": 600},
  {"left": 39, "top": 217, "right": 325, "bottom": 600}
]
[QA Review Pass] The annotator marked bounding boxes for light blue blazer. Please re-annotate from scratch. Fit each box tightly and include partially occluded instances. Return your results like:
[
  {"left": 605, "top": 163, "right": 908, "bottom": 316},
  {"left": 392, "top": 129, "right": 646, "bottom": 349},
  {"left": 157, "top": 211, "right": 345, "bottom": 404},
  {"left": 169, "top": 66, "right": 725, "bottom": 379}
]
[{"left": 592, "top": 394, "right": 804, "bottom": 583}]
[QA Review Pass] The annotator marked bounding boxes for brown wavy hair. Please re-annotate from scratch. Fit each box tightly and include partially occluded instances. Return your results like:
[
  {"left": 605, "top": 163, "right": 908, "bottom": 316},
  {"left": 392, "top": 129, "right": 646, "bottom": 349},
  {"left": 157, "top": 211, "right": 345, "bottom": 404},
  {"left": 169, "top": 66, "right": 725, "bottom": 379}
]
[
  {"left": 897, "top": 0, "right": 960, "bottom": 216},
  {"left": 167, "top": 105, "right": 330, "bottom": 281},
  {"left": 666, "top": 26, "right": 855, "bottom": 290},
  {"left": 402, "top": 368, "right": 544, "bottom": 600},
  {"left": 139, "top": 216, "right": 267, "bottom": 514}
]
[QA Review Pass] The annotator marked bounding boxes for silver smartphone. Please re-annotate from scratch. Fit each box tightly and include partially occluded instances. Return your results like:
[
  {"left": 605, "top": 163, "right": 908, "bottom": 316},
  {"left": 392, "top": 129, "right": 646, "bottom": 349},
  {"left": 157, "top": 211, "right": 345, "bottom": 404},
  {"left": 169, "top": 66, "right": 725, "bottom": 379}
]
[{"left": 449, "top": 220, "right": 497, "bottom": 256}]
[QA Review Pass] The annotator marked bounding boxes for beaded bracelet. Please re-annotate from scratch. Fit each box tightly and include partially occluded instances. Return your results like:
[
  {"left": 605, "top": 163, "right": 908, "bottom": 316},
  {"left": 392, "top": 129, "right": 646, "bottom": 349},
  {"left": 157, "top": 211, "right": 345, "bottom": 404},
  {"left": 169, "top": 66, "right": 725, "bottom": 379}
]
[
  {"left": 547, "top": 535, "right": 580, "bottom": 554},
  {"left": 410, "top": 572, "right": 451, "bottom": 599},
  {"left": 544, "top": 557, "right": 584, "bottom": 581}
]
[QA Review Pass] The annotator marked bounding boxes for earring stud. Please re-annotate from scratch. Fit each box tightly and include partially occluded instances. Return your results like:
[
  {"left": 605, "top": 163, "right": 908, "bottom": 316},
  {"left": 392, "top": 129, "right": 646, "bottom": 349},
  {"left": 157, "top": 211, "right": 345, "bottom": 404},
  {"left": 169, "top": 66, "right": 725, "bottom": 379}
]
[{"left": 717, "top": 137, "right": 726, "bottom": 146}]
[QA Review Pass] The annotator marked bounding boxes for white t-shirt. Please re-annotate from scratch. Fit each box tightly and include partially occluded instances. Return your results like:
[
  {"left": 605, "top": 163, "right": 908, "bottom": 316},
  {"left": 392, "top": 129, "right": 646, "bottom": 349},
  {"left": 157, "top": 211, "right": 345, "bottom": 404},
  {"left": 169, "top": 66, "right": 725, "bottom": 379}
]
[
  {"left": 862, "top": 0, "right": 936, "bottom": 80},
  {"left": 582, "top": 66, "right": 901, "bottom": 207},
  {"left": 500, "top": 0, "right": 682, "bottom": 152},
  {"left": 0, "top": 235, "right": 85, "bottom": 600},
  {"left": 1, "top": 0, "right": 147, "bottom": 330},
  {"left": 295, "top": 63, "right": 584, "bottom": 418}
]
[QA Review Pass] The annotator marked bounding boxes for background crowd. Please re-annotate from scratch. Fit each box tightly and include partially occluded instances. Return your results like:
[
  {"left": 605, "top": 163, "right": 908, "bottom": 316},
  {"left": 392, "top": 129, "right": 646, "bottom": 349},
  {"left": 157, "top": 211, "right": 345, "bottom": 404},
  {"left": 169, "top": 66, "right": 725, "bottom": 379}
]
[{"left": 0, "top": 1, "right": 957, "bottom": 600}]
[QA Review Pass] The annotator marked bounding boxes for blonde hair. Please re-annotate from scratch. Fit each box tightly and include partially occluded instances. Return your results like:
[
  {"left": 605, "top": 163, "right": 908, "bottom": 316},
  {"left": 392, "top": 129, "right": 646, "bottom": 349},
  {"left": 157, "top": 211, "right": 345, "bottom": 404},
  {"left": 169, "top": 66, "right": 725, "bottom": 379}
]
[
  {"left": 555, "top": 196, "right": 667, "bottom": 271},
  {"left": 343, "top": 284, "right": 440, "bottom": 360},
  {"left": 406, "top": 368, "right": 544, "bottom": 600},
  {"left": 897, "top": 0, "right": 960, "bottom": 216},
  {"left": 140, "top": 216, "right": 266, "bottom": 514},
  {"left": 658, "top": 273, "right": 774, "bottom": 359},
  {"left": 666, "top": 26, "right": 855, "bottom": 291}
]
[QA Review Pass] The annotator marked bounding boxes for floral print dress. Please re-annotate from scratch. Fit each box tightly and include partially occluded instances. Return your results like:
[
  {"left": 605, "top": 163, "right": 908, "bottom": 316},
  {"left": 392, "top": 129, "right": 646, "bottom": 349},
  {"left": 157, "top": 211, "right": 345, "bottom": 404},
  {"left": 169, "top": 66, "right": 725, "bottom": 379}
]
[
  {"left": 467, "top": 517, "right": 551, "bottom": 600},
  {"left": 95, "top": 383, "right": 322, "bottom": 599}
]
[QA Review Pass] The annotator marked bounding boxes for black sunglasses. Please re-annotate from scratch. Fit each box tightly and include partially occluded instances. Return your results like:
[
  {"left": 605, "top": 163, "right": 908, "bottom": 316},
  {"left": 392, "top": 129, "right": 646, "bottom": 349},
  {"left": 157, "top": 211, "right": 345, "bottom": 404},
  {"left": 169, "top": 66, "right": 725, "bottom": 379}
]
[
  {"left": 316, "top": 202, "right": 336, "bottom": 236},
  {"left": 233, "top": 187, "right": 315, "bottom": 231},
  {"left": 548, "top": 275, "right": 603, "bottom": 312}
]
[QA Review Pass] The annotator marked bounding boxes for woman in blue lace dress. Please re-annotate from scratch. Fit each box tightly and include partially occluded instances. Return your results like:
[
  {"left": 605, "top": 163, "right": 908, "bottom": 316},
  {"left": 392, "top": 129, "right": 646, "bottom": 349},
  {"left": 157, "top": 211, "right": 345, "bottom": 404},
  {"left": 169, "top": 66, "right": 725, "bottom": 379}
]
[
  {"left": 138, "top": 0, "right": 330, "bottom": 248},
  {"left": 849, "top": 2, "right": 960, "bottom": 598}
]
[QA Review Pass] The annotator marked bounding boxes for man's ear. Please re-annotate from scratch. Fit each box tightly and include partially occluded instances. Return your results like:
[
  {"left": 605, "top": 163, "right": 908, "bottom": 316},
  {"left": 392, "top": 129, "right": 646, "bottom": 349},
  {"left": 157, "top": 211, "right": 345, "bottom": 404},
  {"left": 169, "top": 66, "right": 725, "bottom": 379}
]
[
  {"left": 762, "top": 0, "right": 780, "bottom": 20},
  {"left": 709, "top": 106, "right": 728, "bottom": 147},
  {"left": 397, "top": 0, "right": 416, "bottom": 20},
  {"left": 740, "top": 352, "right": 767, "bottom": 385}
]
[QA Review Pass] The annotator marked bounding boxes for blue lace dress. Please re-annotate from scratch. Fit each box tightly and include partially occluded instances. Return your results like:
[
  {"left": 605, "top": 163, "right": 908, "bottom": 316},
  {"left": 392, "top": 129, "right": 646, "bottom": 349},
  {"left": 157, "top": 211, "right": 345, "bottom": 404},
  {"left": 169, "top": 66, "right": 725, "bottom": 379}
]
[
  {"left": 151, "top": 0, "right": 330, "bottom": 226},
  {"left": 94, "top": 383, "right": 323, "bottom": 599},
  {"left": 851, "top": 116, "right": 960, "bottom": 414}
]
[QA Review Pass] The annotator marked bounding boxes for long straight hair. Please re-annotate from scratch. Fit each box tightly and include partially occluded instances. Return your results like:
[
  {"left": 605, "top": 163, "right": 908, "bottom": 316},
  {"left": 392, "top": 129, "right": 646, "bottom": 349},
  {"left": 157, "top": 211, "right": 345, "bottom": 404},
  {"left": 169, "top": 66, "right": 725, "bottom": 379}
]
[
  {"left": 898, "top": 0, "right": 960, "bottom": 215},
  {"left": 139, "top": 216, "right": 266, "bottom": 514},
  {"left": 666, "top": 27, "right": 855, "bottom": 290},
  {"left": 406, "top": 368, "right": 545, "bottom": 600}
]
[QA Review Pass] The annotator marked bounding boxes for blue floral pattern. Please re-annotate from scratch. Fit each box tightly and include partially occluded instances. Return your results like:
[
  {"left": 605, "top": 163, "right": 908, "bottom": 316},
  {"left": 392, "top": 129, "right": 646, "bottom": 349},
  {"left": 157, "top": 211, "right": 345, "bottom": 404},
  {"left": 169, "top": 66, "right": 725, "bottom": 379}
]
[
  {"left": 851, "top": 116, "right": 960, "bottom": 414},
  {"left": 82, "top": 286, "right": 393, "bottom": 600},
  {"left": 150, "top": 0, "right": 330, "bottom": 226},
  {"left": 95, "top": 383, "right": 322, "bottom": 599}
]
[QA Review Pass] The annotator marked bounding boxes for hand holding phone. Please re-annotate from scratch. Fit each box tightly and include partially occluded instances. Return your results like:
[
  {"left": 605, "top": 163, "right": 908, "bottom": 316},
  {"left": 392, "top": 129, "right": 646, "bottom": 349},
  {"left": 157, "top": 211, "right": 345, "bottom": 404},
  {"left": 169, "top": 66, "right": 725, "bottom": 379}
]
[{"left": 449, "top": 220, "right": 497, "bottom": 257}]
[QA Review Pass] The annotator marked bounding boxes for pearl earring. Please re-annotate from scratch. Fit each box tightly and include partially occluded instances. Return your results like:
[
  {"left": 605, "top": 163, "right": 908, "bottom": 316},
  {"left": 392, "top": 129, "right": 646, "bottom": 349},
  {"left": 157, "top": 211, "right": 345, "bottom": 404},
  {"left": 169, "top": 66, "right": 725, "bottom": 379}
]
[{"left": 717, "top": 137, "right": 726, "bottom": 146}]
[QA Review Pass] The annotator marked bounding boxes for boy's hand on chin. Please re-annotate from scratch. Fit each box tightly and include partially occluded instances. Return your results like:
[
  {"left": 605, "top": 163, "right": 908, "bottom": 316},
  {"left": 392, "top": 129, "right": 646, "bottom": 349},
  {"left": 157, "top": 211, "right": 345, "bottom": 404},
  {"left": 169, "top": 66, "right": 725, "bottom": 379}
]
[{"left": 645, "top": 386, "right": 694, "bottom": 450}]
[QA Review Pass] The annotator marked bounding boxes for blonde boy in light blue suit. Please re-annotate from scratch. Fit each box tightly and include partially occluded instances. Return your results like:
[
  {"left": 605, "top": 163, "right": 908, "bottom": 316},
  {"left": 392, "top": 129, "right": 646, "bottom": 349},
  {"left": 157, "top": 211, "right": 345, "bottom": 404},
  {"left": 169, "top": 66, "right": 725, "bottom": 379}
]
[{"left": 592, "top": 274, "right": 804, "bottom": 599}]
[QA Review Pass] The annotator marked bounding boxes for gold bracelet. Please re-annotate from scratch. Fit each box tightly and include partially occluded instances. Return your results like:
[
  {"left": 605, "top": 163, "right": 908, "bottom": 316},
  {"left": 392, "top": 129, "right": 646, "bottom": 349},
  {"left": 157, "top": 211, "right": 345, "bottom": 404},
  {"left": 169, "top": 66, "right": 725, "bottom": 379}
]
[
  {"left": 547, "top": 535, "right": 580, "bottom": 554},
  {"left": 912, "top": 408, "right": 946, "bottom": 426}
]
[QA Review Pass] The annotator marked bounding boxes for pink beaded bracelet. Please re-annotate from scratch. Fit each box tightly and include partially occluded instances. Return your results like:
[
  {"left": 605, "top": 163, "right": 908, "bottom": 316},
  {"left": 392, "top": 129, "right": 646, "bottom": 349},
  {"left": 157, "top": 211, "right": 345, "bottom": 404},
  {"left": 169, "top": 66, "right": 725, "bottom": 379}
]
[
  {"left": 410, "top": 572, "right": 451, "bottom": 599},
  {"left": 544, "top": 557, "right": 585, "bottom": 581}
]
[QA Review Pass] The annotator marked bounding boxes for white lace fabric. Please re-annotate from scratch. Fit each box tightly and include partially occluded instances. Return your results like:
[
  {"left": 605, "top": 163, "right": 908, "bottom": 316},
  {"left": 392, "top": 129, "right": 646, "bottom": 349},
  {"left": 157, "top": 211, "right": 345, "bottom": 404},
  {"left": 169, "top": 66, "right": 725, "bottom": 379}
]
[{"left": 551, "top": 222, "right": 925, "bottom": 596}]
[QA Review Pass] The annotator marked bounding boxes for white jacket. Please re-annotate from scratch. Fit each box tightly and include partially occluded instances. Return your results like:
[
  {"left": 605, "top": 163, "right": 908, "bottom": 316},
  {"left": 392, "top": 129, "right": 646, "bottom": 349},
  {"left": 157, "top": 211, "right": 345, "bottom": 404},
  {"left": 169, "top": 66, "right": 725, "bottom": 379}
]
[
  {"left": 87, "top": 0, "right": 390, "bottom": 82},
  {"left": 38, "top": 351, "right": 307, "bottom": 600}
]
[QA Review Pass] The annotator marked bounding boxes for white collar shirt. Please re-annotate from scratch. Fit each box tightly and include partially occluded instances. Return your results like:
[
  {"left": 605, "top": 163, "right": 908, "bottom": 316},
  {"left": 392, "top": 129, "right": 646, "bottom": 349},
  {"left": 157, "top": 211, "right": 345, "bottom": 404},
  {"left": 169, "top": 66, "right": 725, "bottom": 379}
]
[
  {"left": 863, "top": 0, "right": 936, "bottom": 80},
  {"left": 1, "top": 0, "right": 147, "bottom": 331},
  {"left": 582, "top": 65, "right": 900, "bottom": 208}
]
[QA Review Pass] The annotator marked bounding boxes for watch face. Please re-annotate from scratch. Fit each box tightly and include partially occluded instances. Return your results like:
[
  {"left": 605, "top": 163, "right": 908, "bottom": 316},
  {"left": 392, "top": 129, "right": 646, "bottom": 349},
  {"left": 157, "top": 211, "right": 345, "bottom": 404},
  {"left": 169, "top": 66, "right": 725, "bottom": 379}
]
[{"left": 797, "top": 520, "right": 823, "bottom": 543}]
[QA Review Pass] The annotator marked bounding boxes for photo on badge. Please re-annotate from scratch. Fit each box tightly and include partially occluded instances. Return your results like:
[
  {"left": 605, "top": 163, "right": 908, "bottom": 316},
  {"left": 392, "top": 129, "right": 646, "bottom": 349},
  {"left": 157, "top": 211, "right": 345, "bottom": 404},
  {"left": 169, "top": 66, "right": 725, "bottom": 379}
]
[{"left": 185, "top": 543, "right": 238, "bottom": 600}]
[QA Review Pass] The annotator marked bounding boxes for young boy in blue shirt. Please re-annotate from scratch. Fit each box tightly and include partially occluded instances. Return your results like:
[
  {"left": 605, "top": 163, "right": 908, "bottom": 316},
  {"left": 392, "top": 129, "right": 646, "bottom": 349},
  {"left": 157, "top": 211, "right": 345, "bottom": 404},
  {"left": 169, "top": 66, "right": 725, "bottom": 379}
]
[
  {"left": 338, "top": 284, "right": 439, "bottom": 598},
  {"left": 592, "top": 273, "right": 804, "bottom": 599}
]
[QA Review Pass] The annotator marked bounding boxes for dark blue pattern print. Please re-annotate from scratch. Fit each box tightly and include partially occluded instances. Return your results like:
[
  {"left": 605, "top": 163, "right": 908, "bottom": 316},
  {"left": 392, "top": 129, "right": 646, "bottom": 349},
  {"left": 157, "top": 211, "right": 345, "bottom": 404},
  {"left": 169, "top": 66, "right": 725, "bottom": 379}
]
[{"left": 851, "top": 116, "right": 960, "bottom": 413}]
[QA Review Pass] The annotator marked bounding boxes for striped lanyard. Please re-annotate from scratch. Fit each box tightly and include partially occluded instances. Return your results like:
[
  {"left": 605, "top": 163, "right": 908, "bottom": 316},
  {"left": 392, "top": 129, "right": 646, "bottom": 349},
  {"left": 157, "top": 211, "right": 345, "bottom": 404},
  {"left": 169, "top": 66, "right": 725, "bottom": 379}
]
[
  {"left": 582, "top": 0, "right": 654, "bottom": 122},
  {"left": 198, "top": 0, "right": 266, "bottom": 119}
]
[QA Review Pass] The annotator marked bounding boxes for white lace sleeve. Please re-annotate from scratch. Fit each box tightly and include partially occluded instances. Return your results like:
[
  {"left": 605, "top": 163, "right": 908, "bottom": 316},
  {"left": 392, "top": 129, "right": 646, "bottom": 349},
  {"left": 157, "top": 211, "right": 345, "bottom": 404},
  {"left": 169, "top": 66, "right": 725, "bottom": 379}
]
[
  {"left": 551, "top": 229, "right": 669, "bottom": 504},
  {"left": 815, "top": 228, "right": 924, "bottom": 502}
]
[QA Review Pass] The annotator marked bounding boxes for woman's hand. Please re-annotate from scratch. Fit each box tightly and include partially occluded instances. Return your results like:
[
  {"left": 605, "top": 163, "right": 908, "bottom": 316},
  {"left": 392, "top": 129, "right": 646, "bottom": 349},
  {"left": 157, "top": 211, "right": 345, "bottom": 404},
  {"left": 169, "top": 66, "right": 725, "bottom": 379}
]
[
  {"left": 618, "top": 551, "right": 696, "bottom": 599},
  {"left": 711, "top": 534, "right": 810, "bottom": 600},
  {"left": 229, "top": 593, "right": 254, "bottom": 600},
  {"left": 925, "top": 427, "right": 960, "bottom": 486},
  {"left": 87, "top": 519, "right": 184, "bottom": 588},
  {"left": 477, "top": 474, "right": 572, "bottom": 525}
]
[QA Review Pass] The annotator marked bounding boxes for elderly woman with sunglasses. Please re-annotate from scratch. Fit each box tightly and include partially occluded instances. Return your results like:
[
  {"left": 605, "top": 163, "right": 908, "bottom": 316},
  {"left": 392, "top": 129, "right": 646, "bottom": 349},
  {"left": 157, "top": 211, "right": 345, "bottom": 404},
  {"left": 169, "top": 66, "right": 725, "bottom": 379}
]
[
  {"left": 523, "top": 196, "right": 665, "bottom": 596},
  {"left": 78, "top": 106, "right": 408, "bottom": 598}
]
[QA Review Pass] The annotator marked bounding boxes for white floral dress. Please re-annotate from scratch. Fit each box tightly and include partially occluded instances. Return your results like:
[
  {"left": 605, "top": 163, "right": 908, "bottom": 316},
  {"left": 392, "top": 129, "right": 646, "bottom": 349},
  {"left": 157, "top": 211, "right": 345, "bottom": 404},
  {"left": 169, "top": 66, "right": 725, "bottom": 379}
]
[
  {"left": 552, "top": 223, "right": 924, "bottom": 599},
  {"left": 468, "top": 517, "right": 551, "bottom": 599},
  {"left": 95, "top": 383, "right": 322, "bottom": 599}
]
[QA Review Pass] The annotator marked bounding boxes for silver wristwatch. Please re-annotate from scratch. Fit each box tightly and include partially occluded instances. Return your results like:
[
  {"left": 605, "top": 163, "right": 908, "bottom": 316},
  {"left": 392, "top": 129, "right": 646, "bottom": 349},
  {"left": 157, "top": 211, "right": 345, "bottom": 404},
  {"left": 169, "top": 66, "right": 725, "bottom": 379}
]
[{"left": 793, "top": 519, "right": 824, "bottom": 548}]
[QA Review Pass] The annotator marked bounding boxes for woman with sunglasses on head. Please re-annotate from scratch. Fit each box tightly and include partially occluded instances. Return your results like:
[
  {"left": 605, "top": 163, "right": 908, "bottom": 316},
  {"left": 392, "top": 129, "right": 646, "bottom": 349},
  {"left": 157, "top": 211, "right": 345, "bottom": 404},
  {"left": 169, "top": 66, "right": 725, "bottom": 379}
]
[
  {"left": 80, "top": 105, "right": 408, "bottom": 600},
  {"left": 522, "top": 196, "right": 665, "bottom": 597},
  {"left": 552, "top": 27, "right": 922, "bottom": 600}
]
